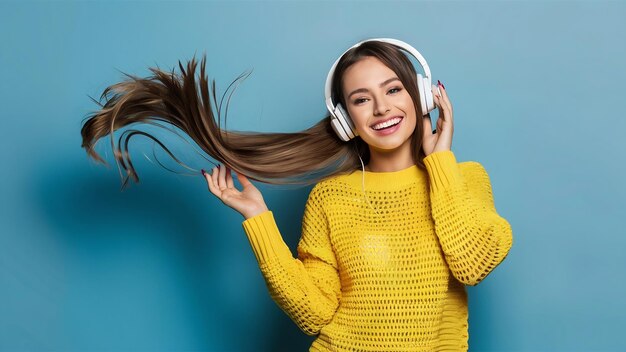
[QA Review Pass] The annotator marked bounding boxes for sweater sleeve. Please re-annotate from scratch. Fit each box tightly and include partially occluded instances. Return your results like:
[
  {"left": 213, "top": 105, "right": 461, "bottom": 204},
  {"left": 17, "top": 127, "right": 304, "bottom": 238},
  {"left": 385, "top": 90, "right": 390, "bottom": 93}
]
[
  {"left": 423, "top": 150, "right": 513, "bottom": 286},
  {"left": 241, "top": 184, "right": 341, "bottom": 335}
]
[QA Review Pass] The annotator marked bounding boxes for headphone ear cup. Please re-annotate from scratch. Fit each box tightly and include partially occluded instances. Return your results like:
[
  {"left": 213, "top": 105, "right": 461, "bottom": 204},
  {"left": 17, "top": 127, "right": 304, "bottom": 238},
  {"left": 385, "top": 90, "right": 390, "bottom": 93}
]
[
  {"left": 417, "top": 73, "right": 435, "bottom": 116},
  {"left": 331, "top": 118, "right": 351, "bottom": 142},
  {"left": 336, "top": 103, "right": 358, "bottom": 139},
  {"left": 332, "top": 103, "right": 357, "bottom": 141}
]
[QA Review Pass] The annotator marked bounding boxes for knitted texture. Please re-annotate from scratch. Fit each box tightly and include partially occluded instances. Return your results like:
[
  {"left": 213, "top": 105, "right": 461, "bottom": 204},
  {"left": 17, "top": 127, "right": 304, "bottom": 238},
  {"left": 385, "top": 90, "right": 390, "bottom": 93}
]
[{"left": 241, "top": 150, "right": 513, "bottom": 351}]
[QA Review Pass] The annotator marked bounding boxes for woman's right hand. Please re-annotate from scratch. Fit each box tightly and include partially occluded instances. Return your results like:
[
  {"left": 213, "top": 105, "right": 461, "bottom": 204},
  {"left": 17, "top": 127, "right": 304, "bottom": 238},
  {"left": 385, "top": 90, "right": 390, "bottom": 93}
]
[{"left": 202, "top": 164, "right": 269, "bottom": 220}]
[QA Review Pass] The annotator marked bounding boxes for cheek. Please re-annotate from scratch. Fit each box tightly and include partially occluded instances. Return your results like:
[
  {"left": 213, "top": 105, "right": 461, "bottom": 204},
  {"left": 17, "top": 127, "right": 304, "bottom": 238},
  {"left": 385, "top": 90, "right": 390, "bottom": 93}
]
[
  {"left": 399, "top": 100, "right": 413, "bottom": 116},
  {"left": 346, "top": 108, "right": 372, "bottom": 139},
  {"left": 401, "top": 93, "right": 416, "bottom": 112},
  {"left": 347, "top": 106, "right": 367, "bottom": 126}
]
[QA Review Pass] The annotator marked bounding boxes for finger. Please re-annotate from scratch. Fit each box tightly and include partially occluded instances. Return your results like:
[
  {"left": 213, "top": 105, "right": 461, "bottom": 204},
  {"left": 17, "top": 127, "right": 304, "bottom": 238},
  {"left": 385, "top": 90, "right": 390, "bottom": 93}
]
[
  {"left": 234, "top": 171, "right": 253, "bottom": 188},
  {"left": 432, "top": 93, "right": 440, "bottom": 108},
  {"left": 437, "top": 97, "right": 453, "bottom": 125},
  {"left": 218, "top": 164, "right": 227, "bottom": 189},
  {"left": 211, "top": 166, "right": 220, "bottom": 191},
  {"left": 205, "top": 168, "right": 219, "bottom": 196},
  {"left": 433, "top": 94, "right": 445, "bottom": 118},
  {"left": 433, "top": 95, "right": 449, "bottom": 122},
  {"left": 431, "top": 84, "right": 441, "bottom": 97},
  {"left": 437, "top": 82, "right": 452, "bottom": 112},
  {"left": 225, "top": 166, "right": 234, "bottom": 189},
  {"left": 431, "top": 85, "right": 441, "bottom": 106},
  {"left": 438, "top": 81, "right": 446, "bottom": 96}
]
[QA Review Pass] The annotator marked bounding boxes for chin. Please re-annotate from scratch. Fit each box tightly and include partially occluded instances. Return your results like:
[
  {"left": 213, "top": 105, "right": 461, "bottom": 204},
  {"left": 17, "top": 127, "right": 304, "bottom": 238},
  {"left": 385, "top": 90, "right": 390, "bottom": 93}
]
[
  {"left": 364, "top": 136, "right": 412, "bottom": 152},
  {"left": 363, "top": 130, "right": 414, "bottom": 148}
]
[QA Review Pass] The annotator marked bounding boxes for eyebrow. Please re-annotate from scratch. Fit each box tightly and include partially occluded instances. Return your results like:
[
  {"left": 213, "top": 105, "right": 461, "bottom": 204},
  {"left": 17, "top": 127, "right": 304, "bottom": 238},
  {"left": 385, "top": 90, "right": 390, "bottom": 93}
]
[{"left": 347, "top": 77, "right": 401, "bottom": 99}]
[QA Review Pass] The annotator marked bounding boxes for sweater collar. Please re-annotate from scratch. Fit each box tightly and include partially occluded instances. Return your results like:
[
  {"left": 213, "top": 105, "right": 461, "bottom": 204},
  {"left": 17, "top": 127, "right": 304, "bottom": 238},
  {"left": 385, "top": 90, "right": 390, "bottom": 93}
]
[{"left": 346, "top": 164, "right": 427, "bottom": 191}]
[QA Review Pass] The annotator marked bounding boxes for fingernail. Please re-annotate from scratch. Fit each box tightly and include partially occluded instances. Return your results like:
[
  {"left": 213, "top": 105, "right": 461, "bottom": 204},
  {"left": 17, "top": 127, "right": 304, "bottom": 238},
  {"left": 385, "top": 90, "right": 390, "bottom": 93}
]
[
  {"left": 201, "top": 169, "right": 206, "bottom": 176},
  {"left": 438, "top": 80, "right": 445, "bottom": 89}
]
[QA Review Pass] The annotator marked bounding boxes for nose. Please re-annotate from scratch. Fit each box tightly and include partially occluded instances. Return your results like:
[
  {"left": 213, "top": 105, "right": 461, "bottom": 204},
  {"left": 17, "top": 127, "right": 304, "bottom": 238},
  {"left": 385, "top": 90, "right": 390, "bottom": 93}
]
[{"left": 373, "top": 96, "right": 391, "bottom": 116}]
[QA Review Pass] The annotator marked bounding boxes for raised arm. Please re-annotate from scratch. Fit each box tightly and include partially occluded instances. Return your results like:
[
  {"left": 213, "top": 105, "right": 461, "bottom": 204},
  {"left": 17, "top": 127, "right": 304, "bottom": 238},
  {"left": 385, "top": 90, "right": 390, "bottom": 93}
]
[
  {"left": 423, "top": 150, "right": 513, "bottom": 286},
  {"left": 241, "top": 184, "right": 341, "bottom": 335}
]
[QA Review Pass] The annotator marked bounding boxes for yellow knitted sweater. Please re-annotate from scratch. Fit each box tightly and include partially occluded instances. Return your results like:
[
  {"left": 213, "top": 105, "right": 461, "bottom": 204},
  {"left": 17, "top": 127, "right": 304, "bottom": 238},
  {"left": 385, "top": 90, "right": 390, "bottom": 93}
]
[{"left": 241, "top": 150, "right": 513, "bottom": 351}]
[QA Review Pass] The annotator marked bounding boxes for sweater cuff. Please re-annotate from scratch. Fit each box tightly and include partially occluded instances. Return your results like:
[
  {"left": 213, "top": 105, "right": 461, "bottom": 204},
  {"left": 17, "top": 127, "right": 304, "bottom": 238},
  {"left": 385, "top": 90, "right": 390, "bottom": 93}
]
[
  {"left": 241, "top": 210, "right": 293, "bottom": 264},
  {"left": 423, "top": 150, "right": 463, "bottom": 193}
]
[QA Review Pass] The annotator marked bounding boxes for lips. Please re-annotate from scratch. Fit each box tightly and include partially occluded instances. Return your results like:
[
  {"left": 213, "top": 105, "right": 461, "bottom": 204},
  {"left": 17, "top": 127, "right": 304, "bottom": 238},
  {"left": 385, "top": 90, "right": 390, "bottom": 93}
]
[{"left": 370, "top": 116, "right": 403, "bottom": 130}]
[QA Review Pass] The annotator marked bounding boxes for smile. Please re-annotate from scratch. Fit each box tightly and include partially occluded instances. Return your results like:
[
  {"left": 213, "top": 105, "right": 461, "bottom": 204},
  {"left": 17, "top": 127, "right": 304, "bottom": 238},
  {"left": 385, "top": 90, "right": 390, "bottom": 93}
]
[
  {"left": 370, "top": 116, "right": 404, "bottom": 136},
  {"left": 371, "top": 116, "right": 403, "bottom": 131}
]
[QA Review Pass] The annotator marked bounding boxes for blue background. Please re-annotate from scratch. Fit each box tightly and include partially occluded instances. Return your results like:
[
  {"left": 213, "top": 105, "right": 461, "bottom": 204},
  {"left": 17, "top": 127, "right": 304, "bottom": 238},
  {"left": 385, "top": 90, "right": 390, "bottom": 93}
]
[{"left": 1, "top": 1, "right": 625, "bottom": 351}]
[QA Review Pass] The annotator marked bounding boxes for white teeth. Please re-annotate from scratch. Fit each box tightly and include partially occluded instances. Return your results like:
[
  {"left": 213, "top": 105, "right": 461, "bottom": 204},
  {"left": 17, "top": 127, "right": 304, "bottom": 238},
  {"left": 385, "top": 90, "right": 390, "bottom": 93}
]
[{"left": 372, "top": 117, "right": 402, "bottom": 130}]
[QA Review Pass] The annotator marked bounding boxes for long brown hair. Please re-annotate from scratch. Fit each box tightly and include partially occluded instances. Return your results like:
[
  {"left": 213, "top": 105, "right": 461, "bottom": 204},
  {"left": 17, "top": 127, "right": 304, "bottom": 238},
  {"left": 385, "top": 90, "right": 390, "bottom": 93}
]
[{"left": 80, "top": 40, "right": 427, "bottom": 189}]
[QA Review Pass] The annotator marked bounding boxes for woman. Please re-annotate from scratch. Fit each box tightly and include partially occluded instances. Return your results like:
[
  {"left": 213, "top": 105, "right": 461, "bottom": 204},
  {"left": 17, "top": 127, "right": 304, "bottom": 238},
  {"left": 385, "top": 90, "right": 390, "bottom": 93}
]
[{"left": 81, "top": 38, "right": 513, "bottom": 351}]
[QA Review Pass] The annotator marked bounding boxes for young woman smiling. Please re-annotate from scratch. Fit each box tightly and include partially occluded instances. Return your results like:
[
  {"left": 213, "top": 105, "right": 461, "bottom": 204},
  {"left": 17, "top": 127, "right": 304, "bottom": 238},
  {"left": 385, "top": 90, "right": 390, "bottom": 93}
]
[{"left": 81, "top": 38, "right": 513, "bottom": 351}]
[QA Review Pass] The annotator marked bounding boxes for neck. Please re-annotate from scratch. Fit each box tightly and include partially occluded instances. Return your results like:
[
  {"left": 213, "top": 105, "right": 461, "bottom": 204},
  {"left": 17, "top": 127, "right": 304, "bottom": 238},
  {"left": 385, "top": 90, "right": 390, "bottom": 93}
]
[{"left": 365, "top": 142, "right": 414, "bottom": 172}]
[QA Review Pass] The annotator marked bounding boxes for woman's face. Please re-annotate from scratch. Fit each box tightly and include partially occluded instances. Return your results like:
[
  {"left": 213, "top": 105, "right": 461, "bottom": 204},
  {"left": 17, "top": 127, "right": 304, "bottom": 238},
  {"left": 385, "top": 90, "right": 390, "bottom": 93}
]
[{"left": 341, "top": 56, "right": 417, "bottom": 153}]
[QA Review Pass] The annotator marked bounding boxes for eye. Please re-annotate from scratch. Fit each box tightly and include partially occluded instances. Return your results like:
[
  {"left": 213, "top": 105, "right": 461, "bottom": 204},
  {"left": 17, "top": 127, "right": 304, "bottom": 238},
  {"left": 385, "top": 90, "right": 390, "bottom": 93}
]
[
  {"left": 388, "top": 87, "right": 402, "bottom": 94},
  {"left": 353, "top": 98, "right": 368, "bottom": 105}
]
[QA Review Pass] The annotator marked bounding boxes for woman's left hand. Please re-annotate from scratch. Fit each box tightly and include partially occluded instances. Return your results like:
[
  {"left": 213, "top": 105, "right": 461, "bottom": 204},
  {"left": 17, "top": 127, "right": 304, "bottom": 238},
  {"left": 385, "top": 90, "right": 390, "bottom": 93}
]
[{"left": 422, "top": 81, "right": 454, "bottom": 156}]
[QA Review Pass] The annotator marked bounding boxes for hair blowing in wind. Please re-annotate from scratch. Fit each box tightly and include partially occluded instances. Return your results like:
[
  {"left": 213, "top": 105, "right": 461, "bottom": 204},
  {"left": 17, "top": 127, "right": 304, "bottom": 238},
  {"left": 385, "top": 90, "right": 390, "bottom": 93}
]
[{"left": 80, "top": 42, "right": 428, "bottom": 189}]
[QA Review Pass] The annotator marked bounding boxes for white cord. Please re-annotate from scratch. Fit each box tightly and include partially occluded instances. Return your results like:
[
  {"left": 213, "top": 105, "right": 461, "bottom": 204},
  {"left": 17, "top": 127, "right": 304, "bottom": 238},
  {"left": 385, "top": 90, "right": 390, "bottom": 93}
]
[{"left": 358, "top": 154, "right": 381, "bottom": 216}]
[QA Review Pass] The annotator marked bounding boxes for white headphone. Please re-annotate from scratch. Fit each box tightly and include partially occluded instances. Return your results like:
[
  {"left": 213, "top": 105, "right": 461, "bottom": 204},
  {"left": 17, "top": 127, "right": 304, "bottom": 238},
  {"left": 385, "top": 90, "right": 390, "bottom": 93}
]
[{"left": 324, "top": 38, "right": 439, "bottom": 142}]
